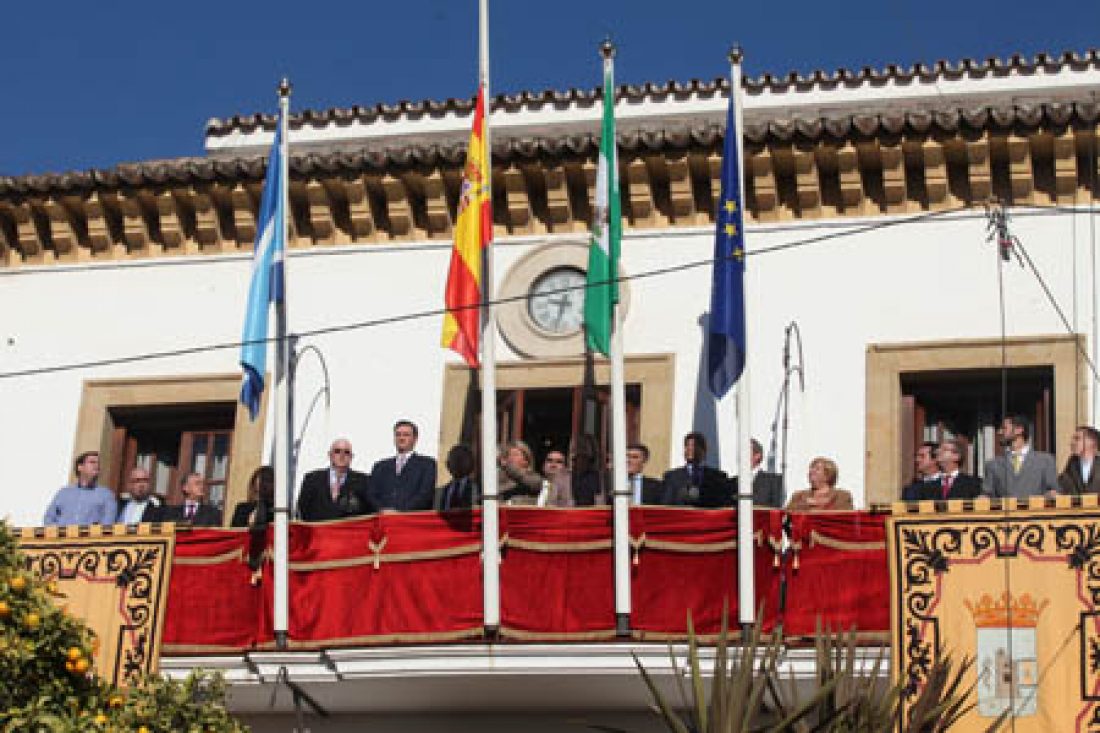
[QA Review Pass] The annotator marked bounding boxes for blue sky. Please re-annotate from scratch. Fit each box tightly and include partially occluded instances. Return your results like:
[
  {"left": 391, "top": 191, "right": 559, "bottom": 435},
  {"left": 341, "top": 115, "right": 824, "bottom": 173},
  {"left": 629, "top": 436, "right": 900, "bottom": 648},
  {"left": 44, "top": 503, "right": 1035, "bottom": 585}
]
[{"left": 0, "top": 0, "right": 1094, "bottom": 176}]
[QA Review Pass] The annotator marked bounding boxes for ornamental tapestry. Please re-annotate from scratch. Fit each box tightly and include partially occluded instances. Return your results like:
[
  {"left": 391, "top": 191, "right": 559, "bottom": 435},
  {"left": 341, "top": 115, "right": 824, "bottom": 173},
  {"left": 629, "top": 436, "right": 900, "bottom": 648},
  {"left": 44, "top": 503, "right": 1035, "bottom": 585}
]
[
  {"left": 17, "top": 523, "right": 175, "bottom": 687},
  {"left": 888, "top": 496, "right": 1100, "bottom": 732}
]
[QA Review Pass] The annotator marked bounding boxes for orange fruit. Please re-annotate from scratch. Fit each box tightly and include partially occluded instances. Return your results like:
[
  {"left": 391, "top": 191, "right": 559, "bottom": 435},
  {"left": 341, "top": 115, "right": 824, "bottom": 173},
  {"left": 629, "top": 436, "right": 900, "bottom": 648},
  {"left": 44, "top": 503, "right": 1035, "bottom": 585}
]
[
  {"left": 24, "top": 612, "right": 39, "bottom": 629},
  {"left": 68, "top": 646, "right": 83, "bottom": 661},
  {"left": 138, "top": 726, "right": 150, "bottom": 733},
  {"left": 65, "top": 660, "right": 76, "bottom": 673},
  {"left": 0, "top": 601, "right": 9, "bottom": 618},
  {"left": 73, "top": 657, "right": 90, "bottom": 674},
  {"left": 108, "top": 694, "right": 123, "bottom": 708},
  {"left": 94, "top": 712, "right": 107, "bottom": 725},
  {"left": 9, "top": 577, "right": 25, "bottom": 592}
]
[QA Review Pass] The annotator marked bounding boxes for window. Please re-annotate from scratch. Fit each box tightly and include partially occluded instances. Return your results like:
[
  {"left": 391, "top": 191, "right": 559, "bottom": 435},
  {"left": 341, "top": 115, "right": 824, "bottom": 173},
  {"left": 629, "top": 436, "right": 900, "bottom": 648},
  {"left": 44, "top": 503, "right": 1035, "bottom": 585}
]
[
  {"left": 109, "top": 403, "right": 235, "bottom": 509},
  {"left": 900, "top": 366, "right": 1054, "bottom": 482},
  {"left": 865, "top": 335, "right": 1086, "bottom": 505},
  {"left": 438, "top": 355, "right": 674, "bottom": 481},
  {"left": 73, "top": 374, "right": 266, "bottom": 523}
]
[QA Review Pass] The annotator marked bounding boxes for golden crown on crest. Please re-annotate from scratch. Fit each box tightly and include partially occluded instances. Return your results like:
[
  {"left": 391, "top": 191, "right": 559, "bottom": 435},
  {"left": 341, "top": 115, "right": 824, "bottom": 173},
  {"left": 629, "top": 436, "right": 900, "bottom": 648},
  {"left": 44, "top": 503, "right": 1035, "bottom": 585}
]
[{"left": 964, "top": 591, "right": 1049, "bottom": 629}]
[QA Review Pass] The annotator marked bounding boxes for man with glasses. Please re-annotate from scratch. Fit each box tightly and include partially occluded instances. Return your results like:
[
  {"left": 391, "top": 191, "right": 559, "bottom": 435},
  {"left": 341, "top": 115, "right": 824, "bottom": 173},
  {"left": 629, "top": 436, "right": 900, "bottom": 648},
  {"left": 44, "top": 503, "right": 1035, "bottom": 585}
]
[
  {"left": 297, "top": 438, "right": 373, "bottom": 521},
  {"left": 117, "top": 466, "right": 162, "bottom": 524}
]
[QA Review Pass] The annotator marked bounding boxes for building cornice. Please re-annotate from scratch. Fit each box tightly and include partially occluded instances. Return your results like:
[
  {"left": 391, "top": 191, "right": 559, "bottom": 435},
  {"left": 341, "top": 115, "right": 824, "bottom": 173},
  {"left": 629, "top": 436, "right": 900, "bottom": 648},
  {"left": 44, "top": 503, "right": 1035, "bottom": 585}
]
[{"left": 0, "top": 91, "right": 1098, "bottom": 267}]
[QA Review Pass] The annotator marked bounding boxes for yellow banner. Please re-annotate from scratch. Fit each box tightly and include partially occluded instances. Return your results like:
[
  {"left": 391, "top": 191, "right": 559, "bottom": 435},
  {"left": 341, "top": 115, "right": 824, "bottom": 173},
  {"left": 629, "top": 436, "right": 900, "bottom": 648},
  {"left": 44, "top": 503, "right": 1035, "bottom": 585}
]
[
  {"left": 17, "top": 523, "right": 175, "bottom": 687},
  {"left": 889, "top": 496, "right": 1100, "bottom": 731}
]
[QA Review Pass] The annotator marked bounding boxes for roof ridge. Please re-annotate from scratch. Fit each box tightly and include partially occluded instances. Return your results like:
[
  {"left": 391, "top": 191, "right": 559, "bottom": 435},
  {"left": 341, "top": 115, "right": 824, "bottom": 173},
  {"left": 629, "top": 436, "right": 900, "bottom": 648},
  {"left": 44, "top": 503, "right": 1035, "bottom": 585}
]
[
  {"left": 6, "top": 98, "right": 1100, "bottom": 196},
  {"left": 205, "top": 48, "right": 1100, "bottom": 136}
]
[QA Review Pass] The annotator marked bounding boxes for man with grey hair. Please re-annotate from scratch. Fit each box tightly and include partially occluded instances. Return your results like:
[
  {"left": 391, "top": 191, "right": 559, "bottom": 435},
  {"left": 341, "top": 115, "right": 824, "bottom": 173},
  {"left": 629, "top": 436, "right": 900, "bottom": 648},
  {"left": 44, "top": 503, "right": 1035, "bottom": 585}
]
[
  {"left": 297, "top": 437, "right": 373, "bottom": 520},
  {"left": 162, "top": 473, "right": 222, "bottom": 526}
]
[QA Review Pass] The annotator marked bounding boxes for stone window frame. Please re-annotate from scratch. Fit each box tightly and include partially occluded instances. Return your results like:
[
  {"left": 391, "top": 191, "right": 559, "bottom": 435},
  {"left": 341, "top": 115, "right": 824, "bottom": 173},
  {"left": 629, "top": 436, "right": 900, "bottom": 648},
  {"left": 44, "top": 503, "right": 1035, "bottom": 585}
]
[
  {"left": 437, "top": 354, "right": 675, "bottom": 480},
  {"left": 73, "top": 373, "right": 267, "bottom": 525},
  {"left": 865, "top": 334, "right": 1088, "bottom": 505}
]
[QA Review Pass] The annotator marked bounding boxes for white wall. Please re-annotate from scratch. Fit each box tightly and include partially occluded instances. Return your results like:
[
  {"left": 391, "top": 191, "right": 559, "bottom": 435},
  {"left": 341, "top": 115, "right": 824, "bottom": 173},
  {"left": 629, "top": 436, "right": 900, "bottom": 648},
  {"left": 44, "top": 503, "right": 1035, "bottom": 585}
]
[{"left": 0, "top": 205, "right": 1095, "bottom": 526}]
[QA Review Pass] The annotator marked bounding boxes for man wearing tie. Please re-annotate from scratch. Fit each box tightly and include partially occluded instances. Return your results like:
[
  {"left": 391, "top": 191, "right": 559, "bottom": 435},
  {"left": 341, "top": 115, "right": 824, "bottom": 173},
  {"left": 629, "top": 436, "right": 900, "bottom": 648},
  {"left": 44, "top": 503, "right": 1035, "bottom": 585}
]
[
  {"left": 626, "top": 443, "right": 662, "bottom": 505},
  {"left": 929, "top": 438, "right": 981, "bottom": 500},
  {"left": 162, "top": 473, "right": 222, "bottom": 527},
  {"left": 660, "top": 432, "right": 729, "bottom": 507},
  {"left": 1058, "top": 426, "right": 1100, "bottom": 495},
  {"left": 982, "top": 415, "right": 1059, "bottom": 498},
  {"left": 368, "top": 420, "right": 437, "bottom": 512},
  {"left": 297, "top": 438, "right": 373, "bottom": 521},
  {"left": 437, "top": 444, "right": 478, "bottom": 510}
]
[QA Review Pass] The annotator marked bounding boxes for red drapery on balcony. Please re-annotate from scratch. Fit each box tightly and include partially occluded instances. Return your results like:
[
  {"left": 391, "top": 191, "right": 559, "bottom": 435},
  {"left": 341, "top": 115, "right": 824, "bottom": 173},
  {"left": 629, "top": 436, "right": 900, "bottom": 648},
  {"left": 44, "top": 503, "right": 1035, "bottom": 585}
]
[
  {"left": 629, "top": 508, "right": 784, "bottom": 638},
  {"left": 499, "top": 507, "right": 615, "bottom": 640},
  {"left": 781, "top": 511, "right": 889, "bottom": 637},
  {"left": 159, "top": 508, "right": 890, "bottom": 652},
  {"left": 162, "top": 529, "right": 270, "bottom": 653}
]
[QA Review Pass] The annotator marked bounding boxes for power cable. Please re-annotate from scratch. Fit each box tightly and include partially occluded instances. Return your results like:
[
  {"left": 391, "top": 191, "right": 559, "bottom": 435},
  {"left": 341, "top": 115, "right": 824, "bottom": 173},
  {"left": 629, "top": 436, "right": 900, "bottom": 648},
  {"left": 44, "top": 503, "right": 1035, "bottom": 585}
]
[{"left": 0, "top": 203, "right": 1020, "bottom": 383}]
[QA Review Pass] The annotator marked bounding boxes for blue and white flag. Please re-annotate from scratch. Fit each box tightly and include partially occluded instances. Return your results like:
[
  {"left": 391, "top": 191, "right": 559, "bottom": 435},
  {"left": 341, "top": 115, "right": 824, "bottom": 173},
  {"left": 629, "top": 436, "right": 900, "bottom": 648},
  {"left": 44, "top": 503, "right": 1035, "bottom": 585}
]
[
  {"left": 707, "top": 94, "right": 747, "bottom": 399},
  {"left": 239, "top": 117, "right": 286, "bottom": 420}
]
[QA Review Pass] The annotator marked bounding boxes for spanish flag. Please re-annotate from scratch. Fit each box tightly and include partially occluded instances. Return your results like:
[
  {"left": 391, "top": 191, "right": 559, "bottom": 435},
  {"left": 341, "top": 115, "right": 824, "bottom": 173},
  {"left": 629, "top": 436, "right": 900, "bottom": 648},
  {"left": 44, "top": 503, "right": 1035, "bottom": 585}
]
[{"left": 441, "top": 87, "right": 492, "bottom": 367}]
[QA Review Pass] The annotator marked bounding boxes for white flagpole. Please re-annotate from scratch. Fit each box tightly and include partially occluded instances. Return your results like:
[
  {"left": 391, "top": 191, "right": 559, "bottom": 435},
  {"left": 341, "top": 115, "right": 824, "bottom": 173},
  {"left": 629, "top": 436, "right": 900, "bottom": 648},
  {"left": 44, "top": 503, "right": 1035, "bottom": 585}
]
[
  {"left": 602, "top": 40, "right": 631, "bottom": 636},
  {"left": 730, "top": 48, "right": 755, "bottom": 631},
  {"left": 478, "top": 0, "right": 501, "bottom": 633},
  {"left": 273, "top": 78, "right": 292, "bottom": 649}
]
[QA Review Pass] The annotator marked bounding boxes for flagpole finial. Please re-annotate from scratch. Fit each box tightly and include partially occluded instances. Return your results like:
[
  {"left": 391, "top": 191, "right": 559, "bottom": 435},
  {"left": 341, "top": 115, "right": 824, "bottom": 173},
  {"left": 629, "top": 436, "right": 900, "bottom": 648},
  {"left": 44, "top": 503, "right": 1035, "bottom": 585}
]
[
  {"left": 278, "top": 78, "right": 292, "bottom": 98},
  {"left": 728, "top": 45, "right": 744, "bottom": 65},
  {"left": 600, "top": 37, "right": 616, "bottom": 60}
]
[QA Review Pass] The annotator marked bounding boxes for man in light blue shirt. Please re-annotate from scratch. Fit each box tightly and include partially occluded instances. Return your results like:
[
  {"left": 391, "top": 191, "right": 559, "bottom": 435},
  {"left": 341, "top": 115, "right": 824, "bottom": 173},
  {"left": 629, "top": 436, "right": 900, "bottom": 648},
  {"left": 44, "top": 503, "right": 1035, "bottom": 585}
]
[{"left": 43, "top": 451, "right": 117, "bottom": 526}]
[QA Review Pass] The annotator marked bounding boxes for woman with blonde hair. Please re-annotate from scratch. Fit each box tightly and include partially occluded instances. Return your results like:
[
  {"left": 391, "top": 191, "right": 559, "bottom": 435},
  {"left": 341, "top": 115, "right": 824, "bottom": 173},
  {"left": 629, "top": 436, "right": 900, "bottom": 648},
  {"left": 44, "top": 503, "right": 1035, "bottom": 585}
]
[
  {"left": 785, "top": 457, "right": 854, "bottom": 511},
  {"left": 499, "top": 440, "right": 543, "bottom": 505}
]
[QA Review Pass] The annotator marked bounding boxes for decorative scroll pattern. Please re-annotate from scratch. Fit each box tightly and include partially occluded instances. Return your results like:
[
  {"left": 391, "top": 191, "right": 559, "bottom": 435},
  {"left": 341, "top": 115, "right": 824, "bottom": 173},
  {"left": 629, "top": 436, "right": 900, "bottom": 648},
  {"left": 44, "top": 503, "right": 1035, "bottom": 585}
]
[
  {"left": 17, "top": 525, "right": 175, "bottom": 687},
  {"left": 889, "top": 501, "right": 1100, "bottom": 732}
]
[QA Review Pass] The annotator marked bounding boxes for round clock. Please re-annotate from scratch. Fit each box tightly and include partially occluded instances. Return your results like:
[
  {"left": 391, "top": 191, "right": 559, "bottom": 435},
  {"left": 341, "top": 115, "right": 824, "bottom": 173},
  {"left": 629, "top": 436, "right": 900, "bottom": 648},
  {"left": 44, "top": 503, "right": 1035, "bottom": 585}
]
[
  {"left": 527, "top": 266, "right": 586, "bottom": 335},
  {"left": 496, "top": 242, "right": 629, "bottom": 358}
]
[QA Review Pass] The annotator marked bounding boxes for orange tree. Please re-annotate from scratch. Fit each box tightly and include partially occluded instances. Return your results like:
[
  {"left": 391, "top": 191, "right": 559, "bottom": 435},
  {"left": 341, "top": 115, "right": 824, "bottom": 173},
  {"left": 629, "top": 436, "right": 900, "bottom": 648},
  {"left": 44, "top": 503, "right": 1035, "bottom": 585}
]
[{"left": 0, "top": 520, "right": 248, "bottom": 733}]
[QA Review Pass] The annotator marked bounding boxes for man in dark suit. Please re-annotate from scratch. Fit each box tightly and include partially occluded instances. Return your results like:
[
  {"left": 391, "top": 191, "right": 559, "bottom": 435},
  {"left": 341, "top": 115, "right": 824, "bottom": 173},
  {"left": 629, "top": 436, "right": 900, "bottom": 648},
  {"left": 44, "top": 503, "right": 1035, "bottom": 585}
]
[
  {"left": 1059, "top": 425, "right": 1100, "bottom": 495},
  {"left": 661, "top": 431, "right": 730, "bottom": 507},
  {"left": 901, "top": 442, "right": 942, "bottom": 501},
  {"left": 729, "top": 438, "right": 784, "bottom": 508},
  {"left": 915, "top": 437, "right": 982, "bottom": 500},
  {"left": 437, "top": 444, "right": 479, "bottom": 510},
  {"left": 297, "top": 438, "right": 373, "bottom": 521},
  {"left": 162, "top": 473, "right": 222, "bottom": 527},
  {"left": 626, "top": 443, "right": 663, "bottom": 505},
  {"left": 117, "top": 466, "right": 162, "bottom": 524},
  {"left": 369, "top": 420, "right": 437, "bottom": 512},
  {"left": 982, "top": 415, "right": 1059, "bottom": 498}
]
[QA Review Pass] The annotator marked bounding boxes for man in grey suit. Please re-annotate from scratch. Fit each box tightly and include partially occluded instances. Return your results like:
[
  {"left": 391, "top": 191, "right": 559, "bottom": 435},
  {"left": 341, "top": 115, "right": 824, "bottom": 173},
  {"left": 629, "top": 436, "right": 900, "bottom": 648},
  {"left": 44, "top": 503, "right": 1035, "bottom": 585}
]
[{"left": 982, "top": 415, "right": 1059, "bottom": 498}]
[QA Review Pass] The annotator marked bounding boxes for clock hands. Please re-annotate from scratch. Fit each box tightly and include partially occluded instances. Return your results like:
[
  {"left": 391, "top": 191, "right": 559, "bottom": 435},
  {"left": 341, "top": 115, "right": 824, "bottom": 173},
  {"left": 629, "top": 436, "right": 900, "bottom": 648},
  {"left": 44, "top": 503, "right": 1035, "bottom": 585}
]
[{"left": 549, "top": 292, "right": 571, "bottom": 328}]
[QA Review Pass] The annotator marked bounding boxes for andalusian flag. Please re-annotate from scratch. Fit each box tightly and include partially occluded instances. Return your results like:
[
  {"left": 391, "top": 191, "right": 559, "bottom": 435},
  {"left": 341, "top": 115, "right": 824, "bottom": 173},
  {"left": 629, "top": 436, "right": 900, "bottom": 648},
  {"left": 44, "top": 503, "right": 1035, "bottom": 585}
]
[
  {"left": 583, "top": 57, "right": 620, "bottom": 357},
  {"left": 441, "top": 87, "right": 492, "bottom": 367}
]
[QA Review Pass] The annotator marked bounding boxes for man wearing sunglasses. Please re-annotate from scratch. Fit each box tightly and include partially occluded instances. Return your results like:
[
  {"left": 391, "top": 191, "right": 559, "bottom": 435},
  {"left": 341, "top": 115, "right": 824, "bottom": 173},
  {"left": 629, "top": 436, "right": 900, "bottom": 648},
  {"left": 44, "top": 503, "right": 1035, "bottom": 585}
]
[{"left": 296, "top": 438, "right": 373, "bottom": 521}]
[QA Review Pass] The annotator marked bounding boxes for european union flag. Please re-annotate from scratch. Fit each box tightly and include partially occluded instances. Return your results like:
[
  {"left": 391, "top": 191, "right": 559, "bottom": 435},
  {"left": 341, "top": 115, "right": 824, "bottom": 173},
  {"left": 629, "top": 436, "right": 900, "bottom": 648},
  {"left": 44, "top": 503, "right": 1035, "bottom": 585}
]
[
  {"left": 707, "top": 94, "right": 746, "bottom": 399},
  {"left": 239, "top": 116, "right": 286, "bottom": 420}
]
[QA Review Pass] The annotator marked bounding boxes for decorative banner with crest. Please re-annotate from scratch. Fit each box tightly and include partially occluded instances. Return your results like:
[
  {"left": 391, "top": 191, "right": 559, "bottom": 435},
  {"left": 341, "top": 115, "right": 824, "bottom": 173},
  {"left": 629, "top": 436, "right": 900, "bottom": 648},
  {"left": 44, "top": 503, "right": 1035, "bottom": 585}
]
[
  {"left": 889, "top": 496, "right": 1100, "bottom": 732},
  {"left": 17, "top": 523, "right": 175, "bottom": 687}
]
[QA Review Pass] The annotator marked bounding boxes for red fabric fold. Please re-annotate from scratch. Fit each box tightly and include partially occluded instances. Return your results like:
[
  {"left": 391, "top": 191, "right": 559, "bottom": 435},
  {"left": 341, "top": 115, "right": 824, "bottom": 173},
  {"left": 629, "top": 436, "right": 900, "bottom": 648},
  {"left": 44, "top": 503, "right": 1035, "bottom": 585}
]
[
  {"left": 162, "top": 529, "right": 266, "bottom": 650},
  {"left": 499, "top": 508, "right": 615, "bottom": 637},
  {"left": 289, "top": 512, "right": 483, "bottom": 644},
  {"left": 629, "top": 508, "right": 783, "bottom": 636},
  {"left": 782, "top": 510, "right": 889, "bottom": 635}
]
